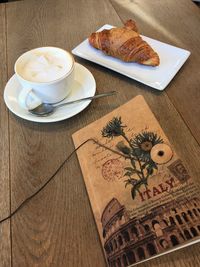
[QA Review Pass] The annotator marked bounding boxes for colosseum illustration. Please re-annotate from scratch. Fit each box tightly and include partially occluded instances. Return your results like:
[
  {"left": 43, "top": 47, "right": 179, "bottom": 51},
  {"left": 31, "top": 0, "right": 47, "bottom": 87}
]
[{"left": 101, "top": 197, "right": 200, "bottom": 267}]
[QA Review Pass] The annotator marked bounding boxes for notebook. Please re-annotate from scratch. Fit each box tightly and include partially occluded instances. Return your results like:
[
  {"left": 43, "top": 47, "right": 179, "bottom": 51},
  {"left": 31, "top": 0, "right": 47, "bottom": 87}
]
[{"left": 72, "top": 95, "right": 200, "bottom": 267}]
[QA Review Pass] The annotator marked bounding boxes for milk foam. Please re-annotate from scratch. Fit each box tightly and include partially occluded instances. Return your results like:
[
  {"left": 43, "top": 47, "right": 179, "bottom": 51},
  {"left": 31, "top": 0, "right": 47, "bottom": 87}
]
[{"left": 19, "top": 50, "right": 72, "bottom": 83}]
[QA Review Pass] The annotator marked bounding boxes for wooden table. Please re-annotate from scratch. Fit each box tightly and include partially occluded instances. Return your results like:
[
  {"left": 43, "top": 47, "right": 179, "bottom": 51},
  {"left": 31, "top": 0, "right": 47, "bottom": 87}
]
[{"left": 0, "top": 0, "right": 200, "bottom": 266}]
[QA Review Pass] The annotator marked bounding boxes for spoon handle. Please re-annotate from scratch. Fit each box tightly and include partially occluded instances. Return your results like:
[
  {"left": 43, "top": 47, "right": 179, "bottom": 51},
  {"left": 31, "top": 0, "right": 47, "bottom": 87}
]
[{"left": 54, "top": 91, "right": 117, "bottom": 108}]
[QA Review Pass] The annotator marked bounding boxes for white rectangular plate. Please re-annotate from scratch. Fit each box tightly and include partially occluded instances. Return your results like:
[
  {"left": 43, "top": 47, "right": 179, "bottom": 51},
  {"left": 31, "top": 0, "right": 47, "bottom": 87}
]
[{"left": 72, "top": 24, "right": 190, "bottom": 90}]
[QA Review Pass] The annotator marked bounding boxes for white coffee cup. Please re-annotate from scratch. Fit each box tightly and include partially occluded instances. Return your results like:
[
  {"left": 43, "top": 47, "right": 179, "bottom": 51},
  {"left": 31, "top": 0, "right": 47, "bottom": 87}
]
[{"left": 15, "top": 47, "right": 75, "bottom": 109}]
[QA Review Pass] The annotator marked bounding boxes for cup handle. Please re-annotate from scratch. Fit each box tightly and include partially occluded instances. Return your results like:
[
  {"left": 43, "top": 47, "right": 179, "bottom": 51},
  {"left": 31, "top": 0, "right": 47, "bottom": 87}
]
[{"left": 18, "top": 87, "right": 42, "bottom": 110}]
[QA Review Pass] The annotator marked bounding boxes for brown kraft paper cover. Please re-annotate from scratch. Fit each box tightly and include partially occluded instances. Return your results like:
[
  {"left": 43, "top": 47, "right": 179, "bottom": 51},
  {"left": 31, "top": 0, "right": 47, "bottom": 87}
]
[{"left": 72, "top": 95, "right": 200, "bottom": 267}]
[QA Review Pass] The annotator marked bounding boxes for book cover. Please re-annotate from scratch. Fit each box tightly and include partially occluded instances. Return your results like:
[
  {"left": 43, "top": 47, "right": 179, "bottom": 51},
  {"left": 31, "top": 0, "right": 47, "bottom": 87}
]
[{"left": 72, "top": 95, "right": 200, "bottom": 267}]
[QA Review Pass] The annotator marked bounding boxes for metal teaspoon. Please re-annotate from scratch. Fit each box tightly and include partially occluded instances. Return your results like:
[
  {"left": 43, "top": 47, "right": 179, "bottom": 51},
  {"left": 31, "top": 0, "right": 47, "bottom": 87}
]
[{"left": 29, "top": 91, "right": 117, "bottom": 116}]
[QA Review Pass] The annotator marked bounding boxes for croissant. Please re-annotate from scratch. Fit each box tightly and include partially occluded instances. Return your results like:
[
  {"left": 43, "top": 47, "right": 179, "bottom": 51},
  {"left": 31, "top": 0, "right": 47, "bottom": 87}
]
[{"left": 89, "top": 20, "right": 160, "bottom": 66}]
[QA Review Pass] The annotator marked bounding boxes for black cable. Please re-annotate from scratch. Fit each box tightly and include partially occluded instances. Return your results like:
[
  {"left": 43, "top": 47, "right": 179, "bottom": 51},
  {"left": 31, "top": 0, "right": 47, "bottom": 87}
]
[
  {"left": 0, "top": 138, "right": 125, "bottom": 225},
  {"left": 0, "top": 138, "right": 94, "bottom": 224}
]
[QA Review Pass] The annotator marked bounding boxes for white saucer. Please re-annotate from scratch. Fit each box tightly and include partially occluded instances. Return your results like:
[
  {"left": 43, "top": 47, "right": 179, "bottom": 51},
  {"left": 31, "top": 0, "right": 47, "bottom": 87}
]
[{"left": 4, "top": 63, "right": 96, "bottom": 123}]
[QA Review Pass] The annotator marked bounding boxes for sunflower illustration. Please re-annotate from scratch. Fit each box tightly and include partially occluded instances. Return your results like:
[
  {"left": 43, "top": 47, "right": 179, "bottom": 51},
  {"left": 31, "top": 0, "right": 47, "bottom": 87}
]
[
  {"left": 130, "top": 131, "right": 163, "bottom": 161},
  {"left": 101, "top": 118, "right": 166, "bottom": 200}
]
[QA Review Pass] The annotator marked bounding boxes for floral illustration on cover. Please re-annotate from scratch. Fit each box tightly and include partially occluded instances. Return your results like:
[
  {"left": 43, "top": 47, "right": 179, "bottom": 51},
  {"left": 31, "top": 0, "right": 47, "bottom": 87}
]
[{"left": 101, "top": 117, "right": 173, "bottom": 199}]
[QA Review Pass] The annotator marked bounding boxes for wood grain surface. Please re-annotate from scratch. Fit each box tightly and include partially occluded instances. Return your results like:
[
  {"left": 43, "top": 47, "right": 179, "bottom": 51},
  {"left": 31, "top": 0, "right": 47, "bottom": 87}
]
[
  {"left": 6, "top": 0, "right": 119, "bottom": 266},
  {"left": 110, "top": 0, "right": 200, "bottom": 145},
  {"left": 0, "top": 3, "right": 11, "bottom": 267},
  {"left": 1, "top": 0, "right": 200, "bottom": 266}
]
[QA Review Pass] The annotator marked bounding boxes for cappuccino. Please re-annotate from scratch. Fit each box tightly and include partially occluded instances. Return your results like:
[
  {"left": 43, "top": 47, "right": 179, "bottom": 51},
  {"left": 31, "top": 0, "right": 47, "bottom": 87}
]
[
  {"left": 15, "top": 47, "right": 75, "bottom": 106},
  {"left": 16, "top": 47, "right": 73, "bottom": 83}
]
